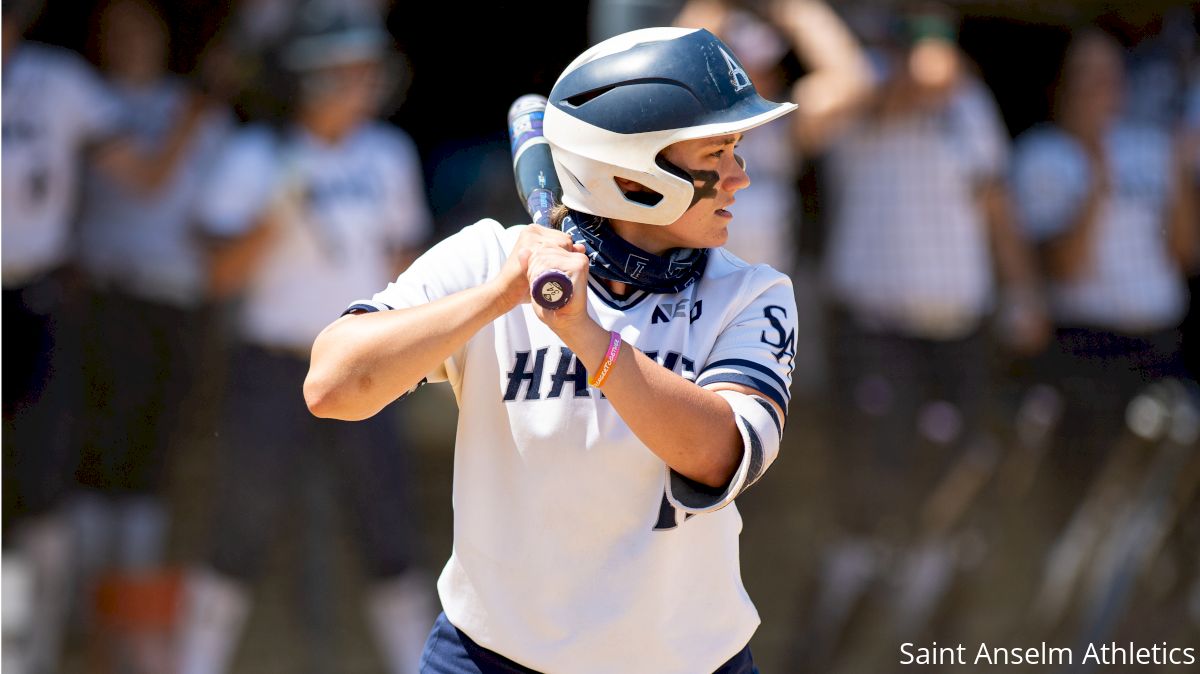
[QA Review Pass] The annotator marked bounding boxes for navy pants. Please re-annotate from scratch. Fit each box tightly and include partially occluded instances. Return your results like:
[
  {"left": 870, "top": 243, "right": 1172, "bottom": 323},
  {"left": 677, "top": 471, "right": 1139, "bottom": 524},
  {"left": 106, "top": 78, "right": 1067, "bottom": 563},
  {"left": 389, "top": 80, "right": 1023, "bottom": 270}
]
[
  {"left": 3, "top": 272, "right": 83, "bottom": 527},
  {"left": 419, "top": 612, "right": 759, "bottom": 673}
]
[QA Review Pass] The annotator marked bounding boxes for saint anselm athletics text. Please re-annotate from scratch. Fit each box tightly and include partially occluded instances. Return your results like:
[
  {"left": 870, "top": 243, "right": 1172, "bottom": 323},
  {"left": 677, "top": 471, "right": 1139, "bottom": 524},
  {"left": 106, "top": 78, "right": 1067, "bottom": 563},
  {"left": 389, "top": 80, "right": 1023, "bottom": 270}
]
[{"left": 900, "top": 641, "right": 1195, "bottom": 666}]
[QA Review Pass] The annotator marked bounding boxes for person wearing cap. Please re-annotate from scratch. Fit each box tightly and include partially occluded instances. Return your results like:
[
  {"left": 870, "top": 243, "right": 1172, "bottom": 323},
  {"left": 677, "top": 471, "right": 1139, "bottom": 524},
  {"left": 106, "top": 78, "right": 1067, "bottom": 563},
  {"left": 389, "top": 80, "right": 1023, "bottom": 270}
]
[
  {"left": 173, "top": 5, "right": 434, "bottom": 674},
  {"left": 306, "top": 27, "right": 798, "bottom": 674}
]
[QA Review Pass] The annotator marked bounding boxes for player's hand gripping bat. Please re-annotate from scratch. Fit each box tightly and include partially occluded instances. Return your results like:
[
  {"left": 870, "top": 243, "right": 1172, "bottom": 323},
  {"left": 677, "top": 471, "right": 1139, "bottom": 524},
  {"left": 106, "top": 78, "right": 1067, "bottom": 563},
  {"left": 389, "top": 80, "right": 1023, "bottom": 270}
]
[{"left": 507, "top": 94, "right": 572, "bottom": 310}]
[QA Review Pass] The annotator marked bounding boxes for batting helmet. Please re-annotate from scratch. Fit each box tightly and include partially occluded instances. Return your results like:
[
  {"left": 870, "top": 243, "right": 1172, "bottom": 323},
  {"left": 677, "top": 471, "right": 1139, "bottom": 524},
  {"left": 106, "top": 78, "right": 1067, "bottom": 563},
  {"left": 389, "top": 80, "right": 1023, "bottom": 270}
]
[{"left": 543, "top": 27, "right": 797, "bottom": 226}]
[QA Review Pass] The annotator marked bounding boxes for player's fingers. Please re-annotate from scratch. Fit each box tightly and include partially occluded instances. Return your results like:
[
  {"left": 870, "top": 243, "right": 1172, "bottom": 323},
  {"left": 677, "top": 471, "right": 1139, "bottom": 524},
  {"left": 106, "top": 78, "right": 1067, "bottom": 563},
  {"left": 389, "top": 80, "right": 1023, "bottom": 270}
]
[{"left": 531, "top": 226, "right": 574, "bottom": 249}]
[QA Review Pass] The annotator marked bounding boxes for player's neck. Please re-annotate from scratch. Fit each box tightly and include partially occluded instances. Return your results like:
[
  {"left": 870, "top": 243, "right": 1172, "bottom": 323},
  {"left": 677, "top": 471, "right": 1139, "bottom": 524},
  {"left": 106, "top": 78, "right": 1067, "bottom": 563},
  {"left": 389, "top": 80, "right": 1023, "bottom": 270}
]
[
  {"left": 608, "top": 218, "right": 674, "bottom": 256},
  {"left": 601, "top": 279, "right": 631, "bottom": 296}
]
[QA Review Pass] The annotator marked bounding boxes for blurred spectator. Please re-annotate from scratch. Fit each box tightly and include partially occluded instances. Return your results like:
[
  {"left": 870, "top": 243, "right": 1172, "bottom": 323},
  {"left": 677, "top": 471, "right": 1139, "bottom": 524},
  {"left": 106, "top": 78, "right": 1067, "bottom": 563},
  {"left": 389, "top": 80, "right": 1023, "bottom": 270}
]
[
  {"left": 3, "top": 1, "right": 127, "bottom": 670},
  {"left": 674, "top": 0, "right": 871, "bottom": 273},
  {"left": 674, "top": 0, "right": 871, "bottom": 393},
  {"left": 1011, "top": 29, "right": 1197, "bottom": 501},
  {"left": 590, "top": 0, "right": 683, "bottom": 44},
  {"left": 64, "top": 0, "right": 234, "bottom": 669},
  {"left": 821, "top": 3, "right": 1046, "bottom": 536},
  {"left": 175, "top": 5, "right": 434, "bottom": 674},
  {"left": 1183, "top": 64, "right": 1200, "bottom": 379}
]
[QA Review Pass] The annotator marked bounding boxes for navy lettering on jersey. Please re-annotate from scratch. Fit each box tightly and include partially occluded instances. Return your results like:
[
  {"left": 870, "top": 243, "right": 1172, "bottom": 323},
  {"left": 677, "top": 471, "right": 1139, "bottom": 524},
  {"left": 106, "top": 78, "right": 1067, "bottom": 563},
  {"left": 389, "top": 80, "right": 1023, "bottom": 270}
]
[
  {"left": 761, "top": 305, "right": 796, "bottom": 363},
  {"left": 505, "top": 348, "right": 697, "bottom": 402},
  {"left": 641, "top": 351, "right": 698, "bottom": 381},
  {"left": 2, "top": 118, "right": 39, "bottom": 144},
  {"left": 503, "top": 348, "right": 548, "bottom": 401},
  {"left": 304, "top": 173, "right": 380, "bottom": 208},
  {"left": 651, "top": 300, "right": 703, "bottom": 324},
  {"left": 652, "top": 492, "right": 695, "bottom": 531},
  {"left": 547, "top": 347, "right": 589, "bottom": 399}
]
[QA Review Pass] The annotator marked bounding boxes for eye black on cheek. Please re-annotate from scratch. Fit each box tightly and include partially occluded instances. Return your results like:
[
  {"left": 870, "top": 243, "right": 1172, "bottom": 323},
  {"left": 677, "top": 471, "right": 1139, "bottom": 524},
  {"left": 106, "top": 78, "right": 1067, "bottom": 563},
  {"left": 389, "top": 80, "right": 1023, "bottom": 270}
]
[{"left": 688, "top": 169, "right": 721, "bottom": 207}]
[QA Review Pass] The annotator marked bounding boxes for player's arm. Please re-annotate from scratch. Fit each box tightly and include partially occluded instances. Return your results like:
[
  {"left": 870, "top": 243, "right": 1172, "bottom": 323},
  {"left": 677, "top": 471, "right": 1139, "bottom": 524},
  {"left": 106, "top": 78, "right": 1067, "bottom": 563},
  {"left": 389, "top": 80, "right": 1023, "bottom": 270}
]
[
  {"left": 304, "top": 225, "right": 571, "bottom": 421},
  {"left": 532, "top": 245, "right": 788, "bottom": 490},
  {"left": 557, "top": 319, "right": 775, "bottom": 489}
]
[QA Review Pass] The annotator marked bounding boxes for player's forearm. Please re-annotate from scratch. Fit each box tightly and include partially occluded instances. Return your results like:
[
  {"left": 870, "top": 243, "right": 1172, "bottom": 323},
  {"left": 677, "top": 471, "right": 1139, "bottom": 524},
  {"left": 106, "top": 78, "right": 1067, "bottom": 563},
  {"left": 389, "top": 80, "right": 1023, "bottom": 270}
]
[
  {"left": 305, "top": 281, "right": 512, "bottom": 420},
  {"left": 557, "top": 320, "right": 742, "bottom": 488}
]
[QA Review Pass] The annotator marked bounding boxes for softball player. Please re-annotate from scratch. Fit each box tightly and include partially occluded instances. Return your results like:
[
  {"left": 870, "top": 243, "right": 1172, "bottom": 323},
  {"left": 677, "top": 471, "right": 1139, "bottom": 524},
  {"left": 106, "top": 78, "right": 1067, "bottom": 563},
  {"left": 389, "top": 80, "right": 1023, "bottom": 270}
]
[{"left": 307, "top": 28, "right": 798, "bottom": 674}]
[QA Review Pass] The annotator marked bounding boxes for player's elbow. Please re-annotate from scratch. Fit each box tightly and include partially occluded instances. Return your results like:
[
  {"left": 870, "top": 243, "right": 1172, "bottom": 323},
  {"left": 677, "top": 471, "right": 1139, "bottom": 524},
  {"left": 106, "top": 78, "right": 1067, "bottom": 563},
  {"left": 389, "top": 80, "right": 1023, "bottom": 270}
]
[
  {"left": 690, "top": 447, "right": 742, "bottom": 489},
  {"left": 304, "top": 371, "right": 368, "bottom": 421},
  {"left": 303, "top": 373, "right": 339, "bottom": 418}
]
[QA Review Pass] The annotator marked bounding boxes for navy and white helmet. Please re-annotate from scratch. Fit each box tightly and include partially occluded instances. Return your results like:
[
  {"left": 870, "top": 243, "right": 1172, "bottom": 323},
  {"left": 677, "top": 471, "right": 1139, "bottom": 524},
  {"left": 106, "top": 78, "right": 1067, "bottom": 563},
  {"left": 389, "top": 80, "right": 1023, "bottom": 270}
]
[{"left": 543, "top": 28, "right": 797, "bottom": 226}]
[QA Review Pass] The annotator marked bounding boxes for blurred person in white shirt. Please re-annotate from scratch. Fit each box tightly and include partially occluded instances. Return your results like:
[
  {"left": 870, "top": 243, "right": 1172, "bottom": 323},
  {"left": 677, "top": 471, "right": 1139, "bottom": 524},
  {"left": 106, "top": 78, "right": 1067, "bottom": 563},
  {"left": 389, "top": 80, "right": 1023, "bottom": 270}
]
[
  {"left": 174, "top": 6, "right": 435, "bottom": 674},
  {"left": 1011, "top": 29, "right": 1197, "bottom": 505},
  {"left": 1, "top": 0, "right": 214, "bottom": 670},
  {"left": 65, "top": 1, "right": 235, "bottom": 669},
  {"left": 818, "top": 4, "right": 1046, "bottom": 541}
]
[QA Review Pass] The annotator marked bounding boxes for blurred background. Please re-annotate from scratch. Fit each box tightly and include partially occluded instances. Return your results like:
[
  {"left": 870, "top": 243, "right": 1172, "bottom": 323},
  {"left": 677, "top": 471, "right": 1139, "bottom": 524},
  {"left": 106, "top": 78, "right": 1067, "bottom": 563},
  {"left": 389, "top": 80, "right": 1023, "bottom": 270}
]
[{"left": 2, "top": 0, "right": 1198, "bottom": 672}]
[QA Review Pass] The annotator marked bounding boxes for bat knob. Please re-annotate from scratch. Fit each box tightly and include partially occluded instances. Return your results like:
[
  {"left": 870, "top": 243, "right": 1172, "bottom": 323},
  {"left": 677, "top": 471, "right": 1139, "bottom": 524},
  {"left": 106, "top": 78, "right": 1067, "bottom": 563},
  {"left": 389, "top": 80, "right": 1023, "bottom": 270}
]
[{"left": 532, "top": 269, "right": 573, "bottom": 310}]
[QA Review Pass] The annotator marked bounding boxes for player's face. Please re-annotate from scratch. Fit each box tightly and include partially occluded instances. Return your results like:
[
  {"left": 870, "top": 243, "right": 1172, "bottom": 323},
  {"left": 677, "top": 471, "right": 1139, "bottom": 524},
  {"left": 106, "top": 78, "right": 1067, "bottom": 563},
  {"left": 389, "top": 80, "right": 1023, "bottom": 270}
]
[
  {"left": 611, "top": 134, "right": 750, "bottom": 254},
  {"left": 659, "top": 134, "right": 750, "bottom": 248}
]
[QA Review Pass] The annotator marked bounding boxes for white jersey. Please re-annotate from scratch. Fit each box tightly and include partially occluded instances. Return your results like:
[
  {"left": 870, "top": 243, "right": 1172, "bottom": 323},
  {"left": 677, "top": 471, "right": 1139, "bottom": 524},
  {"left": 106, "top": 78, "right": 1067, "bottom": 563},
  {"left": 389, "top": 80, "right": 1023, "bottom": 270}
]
[
  {"left": 78, "top": 77, "right": 233, "bottom": 307},
  {"left": 824, "top": 79, "right": 1008, "bottom": 338},
  {"left": 348, "top": 220, "right": 797, "bottom": 674},
  {"left": 2, "top": 42, "right": 120, "bottom": 287},
  {"left": 196, "top": 122, "right": 432, "bottom": 351},
  {"left": 1012, "top": 123, "right": 1186, "bottom": 332}
]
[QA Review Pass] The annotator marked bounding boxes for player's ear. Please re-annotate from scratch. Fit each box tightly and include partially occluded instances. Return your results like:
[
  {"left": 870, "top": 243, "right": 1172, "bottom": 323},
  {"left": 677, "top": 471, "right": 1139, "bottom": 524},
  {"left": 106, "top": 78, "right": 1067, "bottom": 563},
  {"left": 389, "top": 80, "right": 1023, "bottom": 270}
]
[
  {"left": 614, "top": 176, "right": 663, "bottom": 206},
  {"left": 614, "top": 176, "right": 647, "bottom": 192}
]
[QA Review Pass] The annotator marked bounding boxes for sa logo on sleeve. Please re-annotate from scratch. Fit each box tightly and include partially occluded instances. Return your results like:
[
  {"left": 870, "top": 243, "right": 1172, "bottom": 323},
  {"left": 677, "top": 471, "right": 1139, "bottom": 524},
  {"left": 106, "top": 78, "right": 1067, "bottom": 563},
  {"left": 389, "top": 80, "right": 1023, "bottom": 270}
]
[{"left": 760, "top": 305, "right": 795, "bottom": 363}]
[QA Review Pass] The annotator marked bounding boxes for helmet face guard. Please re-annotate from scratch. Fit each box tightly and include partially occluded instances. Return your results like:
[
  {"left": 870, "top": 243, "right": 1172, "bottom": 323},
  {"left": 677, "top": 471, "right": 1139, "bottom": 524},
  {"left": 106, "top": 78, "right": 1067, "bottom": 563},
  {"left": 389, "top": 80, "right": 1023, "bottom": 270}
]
[{"left": 544, "top": 28, "right": 797, "bottom": 226}]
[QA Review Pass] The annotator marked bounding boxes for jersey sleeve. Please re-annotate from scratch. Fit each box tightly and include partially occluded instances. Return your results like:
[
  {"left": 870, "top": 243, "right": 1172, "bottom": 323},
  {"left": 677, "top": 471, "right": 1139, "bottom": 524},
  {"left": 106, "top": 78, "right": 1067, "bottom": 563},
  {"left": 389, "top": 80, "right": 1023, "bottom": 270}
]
[
  {"left": 668, "top": 268, "right": 796, "bottom": 513},
  {"left": 340, "top": 218, "right": 509, "bottom": 388},
  {"left": 194, "top": 128, "right": 280, "bottom": 239},
  {"left": 695, "top": 269, "right": 796, "bottom": 414},
  {"left": 948, "top": 79, "right": 1010, "bottom": 183},
  {"left": 1011, "top": 130, "right": 1088, "bottom": 241},
  {"left": 56, "top": 49, "right": 123, "bottom": 144}
]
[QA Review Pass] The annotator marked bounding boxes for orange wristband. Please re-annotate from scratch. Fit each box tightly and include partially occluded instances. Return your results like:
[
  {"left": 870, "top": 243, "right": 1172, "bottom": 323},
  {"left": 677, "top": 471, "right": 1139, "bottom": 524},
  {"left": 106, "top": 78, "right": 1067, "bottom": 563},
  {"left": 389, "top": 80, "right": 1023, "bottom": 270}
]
[{"left": 588, "top": 331, "right": 622, "bottom": 388}]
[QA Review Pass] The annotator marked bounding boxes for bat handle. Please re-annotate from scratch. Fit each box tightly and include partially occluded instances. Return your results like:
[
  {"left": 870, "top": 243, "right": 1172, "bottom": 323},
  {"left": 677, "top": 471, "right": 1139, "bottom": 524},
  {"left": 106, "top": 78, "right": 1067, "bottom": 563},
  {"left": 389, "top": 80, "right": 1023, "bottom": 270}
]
[{"left": 532, "top": 269, "right": 573, "bottom": 310}]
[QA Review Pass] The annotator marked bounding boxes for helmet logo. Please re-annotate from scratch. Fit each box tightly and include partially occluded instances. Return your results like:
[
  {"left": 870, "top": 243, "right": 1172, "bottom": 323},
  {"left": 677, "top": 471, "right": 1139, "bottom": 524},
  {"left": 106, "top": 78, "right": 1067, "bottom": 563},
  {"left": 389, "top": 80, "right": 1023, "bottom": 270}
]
[{"left": 718, "top": 47, "right": 751, "bottom": 92}]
